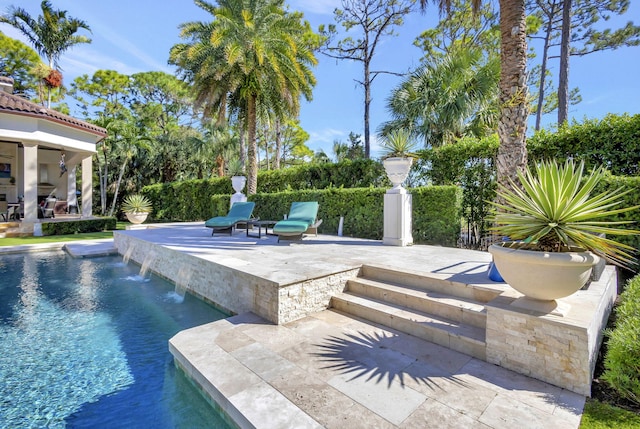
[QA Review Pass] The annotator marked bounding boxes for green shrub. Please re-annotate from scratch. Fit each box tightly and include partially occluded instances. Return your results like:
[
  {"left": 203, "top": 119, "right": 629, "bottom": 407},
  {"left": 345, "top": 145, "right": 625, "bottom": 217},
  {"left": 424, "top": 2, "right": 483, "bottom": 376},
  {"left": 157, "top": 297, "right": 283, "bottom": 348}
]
[
  {"left": 142, "top": 159, "right": 385, "bottom": 222},
  {"left": 412, "top": 186, "right": 462, "bottom": 246},
  {"left": 249, "top": 186, "right": 461, "bottom": 245},
  {"left": 419, "top": 135, "right": 498, "bottom": 247},
  {"left": 42, "top": 217, "right": 117, "bottom": 236},
  {"left": 602, "top": 274, "right": 640, "bottom": 405},
  {"left": 528, "top": 113, "right": 640, "bottom": 176}
]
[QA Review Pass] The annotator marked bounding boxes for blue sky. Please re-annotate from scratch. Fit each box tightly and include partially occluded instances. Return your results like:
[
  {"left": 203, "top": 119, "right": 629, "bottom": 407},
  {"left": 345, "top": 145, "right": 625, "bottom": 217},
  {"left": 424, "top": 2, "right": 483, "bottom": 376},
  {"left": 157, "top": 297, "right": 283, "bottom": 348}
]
[{"left": 1, "top": 0, "right": 638, "bottom": 159}]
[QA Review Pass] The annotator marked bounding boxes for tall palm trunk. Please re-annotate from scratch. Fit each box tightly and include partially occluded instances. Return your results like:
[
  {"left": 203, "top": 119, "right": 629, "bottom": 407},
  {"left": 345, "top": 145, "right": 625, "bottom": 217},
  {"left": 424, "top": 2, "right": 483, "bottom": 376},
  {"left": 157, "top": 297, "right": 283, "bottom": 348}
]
[
  {"left": 274, "top": 119, "right": 282, "bottom": 169},
  {"left": 535, "top": 5, "right": 556, "bottom": 130},
  {"left": 496, "top": 0, "right": 529, "bottom": 197},
  {"left": 363, "top": 55, "right": 371, "bottom": 159},
  {"left": 557, "top": 0, "right": 571, "bottom": 125},
  {"left": 247, "top": 95, "right": 258, "bottom": 195}
]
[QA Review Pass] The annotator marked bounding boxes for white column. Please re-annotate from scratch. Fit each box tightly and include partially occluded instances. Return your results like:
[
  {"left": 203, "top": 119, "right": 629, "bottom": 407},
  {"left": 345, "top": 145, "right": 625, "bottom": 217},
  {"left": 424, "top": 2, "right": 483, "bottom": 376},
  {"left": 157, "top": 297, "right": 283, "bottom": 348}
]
[
  {"left": 22, "top": 143, "right": 38, "bottom": 221},
  {"left": 81, "top": 156, "right": 92, "bottom": 217},
  {"left": 67, "top": 164, "right": 77, "bottom": 212},
  {"left": 383, "top": 187, "right": 413, "bottom": 246}
]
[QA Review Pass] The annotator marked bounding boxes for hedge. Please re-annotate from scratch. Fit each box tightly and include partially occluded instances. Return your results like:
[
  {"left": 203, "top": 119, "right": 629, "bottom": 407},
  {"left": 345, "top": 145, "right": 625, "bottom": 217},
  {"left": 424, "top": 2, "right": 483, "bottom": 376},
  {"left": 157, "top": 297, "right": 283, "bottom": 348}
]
[
  {"left": 169, "top": 186, "right": 461, "bottom": 246},
  {"left": 528, "top": 113, "right": 640, "bottom": 175},
  {"left": 143, "top": 159, "right": 385, "bottom": 222},
  {"left": 602, "top": 273, "right": 640, "bottom": 405},
  {"left": 42, "top": 217, "right": 117, "bottom": 236}
]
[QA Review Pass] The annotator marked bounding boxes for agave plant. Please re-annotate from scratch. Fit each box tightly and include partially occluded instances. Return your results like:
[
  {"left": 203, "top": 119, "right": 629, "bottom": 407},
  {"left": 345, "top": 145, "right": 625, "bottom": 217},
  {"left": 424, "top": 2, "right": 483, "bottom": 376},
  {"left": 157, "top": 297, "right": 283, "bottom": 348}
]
[
  {"left": 489, "top": 159, "right": 639, "bottom": 267},
  {"left": 122, "top": 194, "right": 152, "bottom": 214},
  {"left": 378, "top": 129, "right": 419, "bottom": 159}
]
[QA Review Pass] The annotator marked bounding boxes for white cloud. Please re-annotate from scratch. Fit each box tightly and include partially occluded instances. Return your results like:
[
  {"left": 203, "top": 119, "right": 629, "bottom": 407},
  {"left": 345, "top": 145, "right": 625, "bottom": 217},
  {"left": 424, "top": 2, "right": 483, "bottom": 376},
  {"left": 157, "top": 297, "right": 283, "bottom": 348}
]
[
  {"left": 90, "top": 21, "right": 171, "bottom": 73},
  {"left": 308, "top": 127, "right": 347, "bottom": 146}
]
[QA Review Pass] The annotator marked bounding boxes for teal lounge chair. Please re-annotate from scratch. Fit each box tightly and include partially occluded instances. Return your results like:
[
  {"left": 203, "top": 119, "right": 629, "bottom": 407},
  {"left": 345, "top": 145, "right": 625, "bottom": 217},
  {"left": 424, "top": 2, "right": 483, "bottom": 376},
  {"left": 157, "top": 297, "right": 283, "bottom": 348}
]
[
  {"left": 273, "top": 201, "right": 321, "bottom": 242},
  {"left": 205, "top": 201, "right": 255, "bottom": 236}
]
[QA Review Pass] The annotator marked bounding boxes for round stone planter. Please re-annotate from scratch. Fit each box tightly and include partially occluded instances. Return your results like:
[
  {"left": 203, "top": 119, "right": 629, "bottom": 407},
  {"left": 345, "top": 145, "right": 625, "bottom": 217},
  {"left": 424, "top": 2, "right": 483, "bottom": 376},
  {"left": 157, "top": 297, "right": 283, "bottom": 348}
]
[
  {"left": 126, "top": 212, "right": 149, "bottom": 224},
  {"left": 383, "top": 157, "right": 413, "bottom": 191},
  {"left": 488, "top": 243, "right": 599, "bottom": 301}
]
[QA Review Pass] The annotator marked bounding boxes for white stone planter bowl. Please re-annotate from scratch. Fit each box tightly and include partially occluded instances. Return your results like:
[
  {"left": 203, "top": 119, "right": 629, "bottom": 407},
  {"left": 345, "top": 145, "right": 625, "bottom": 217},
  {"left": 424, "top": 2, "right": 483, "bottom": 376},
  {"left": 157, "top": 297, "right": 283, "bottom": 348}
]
[
  {"left": 489, "top": 243, "right": 599, "bottom": 301},
  {"left": 383, "top": 157, "right": 413, "bottom": 190},
  {"left": 126, "top": 212, "right": 149, "bottom": 224}
]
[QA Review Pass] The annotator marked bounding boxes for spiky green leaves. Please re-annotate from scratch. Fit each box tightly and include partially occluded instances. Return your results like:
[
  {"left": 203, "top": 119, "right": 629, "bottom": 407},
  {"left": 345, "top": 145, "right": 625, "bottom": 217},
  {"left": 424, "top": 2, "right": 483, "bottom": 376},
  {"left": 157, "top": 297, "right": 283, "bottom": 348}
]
[{"left": 489, "top": 159, "right": 639, "bottom": 267}]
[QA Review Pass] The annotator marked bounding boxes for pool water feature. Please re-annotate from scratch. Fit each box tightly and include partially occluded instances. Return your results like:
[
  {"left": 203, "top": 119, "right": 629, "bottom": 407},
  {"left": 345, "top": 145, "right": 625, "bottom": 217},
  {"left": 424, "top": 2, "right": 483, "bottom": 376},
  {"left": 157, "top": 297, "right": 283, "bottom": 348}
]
[{"left": 0, "top": 251, "right": 232, "bottom": 428}]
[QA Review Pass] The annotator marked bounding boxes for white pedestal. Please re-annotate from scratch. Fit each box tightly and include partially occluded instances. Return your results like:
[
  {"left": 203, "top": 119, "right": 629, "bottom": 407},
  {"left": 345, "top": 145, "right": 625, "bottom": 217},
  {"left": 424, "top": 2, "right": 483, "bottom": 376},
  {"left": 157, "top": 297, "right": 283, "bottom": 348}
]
[
  {"left": 230, "top": 192, "right": 247, "bottom": 207},
  {"left": 383, "top": 188, "right": 412, "bottom": 246}
]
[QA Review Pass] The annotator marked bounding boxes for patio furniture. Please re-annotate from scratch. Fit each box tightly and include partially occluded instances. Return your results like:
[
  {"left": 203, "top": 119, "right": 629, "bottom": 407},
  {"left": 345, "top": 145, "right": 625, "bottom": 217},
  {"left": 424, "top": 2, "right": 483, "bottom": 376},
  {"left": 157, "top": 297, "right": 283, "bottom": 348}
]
[
  {"left": 8, "top": 202, "right": 21, "bottom": 221},
  {"left": 205, "top": 201, "right": 255, "bottom": 236},
  {"left": 273, "top": 201, "right": 321, "bottom": 242},
  {"left": 0, "top": 200, "right": 7, "bottom": 221},
  {"left": 40, "top": 197, "right": 56, "bottom": 219},
  {"left": 246, "top": 220, "right": 277, "bottom": 238}
]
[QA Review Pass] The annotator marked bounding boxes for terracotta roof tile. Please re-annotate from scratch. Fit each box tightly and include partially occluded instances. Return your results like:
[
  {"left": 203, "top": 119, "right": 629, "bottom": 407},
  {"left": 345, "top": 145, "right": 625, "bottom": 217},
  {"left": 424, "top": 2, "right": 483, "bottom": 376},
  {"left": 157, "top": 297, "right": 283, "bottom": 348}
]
[{"left": 0, "top": 90, "right": 107, "bottom": 137}]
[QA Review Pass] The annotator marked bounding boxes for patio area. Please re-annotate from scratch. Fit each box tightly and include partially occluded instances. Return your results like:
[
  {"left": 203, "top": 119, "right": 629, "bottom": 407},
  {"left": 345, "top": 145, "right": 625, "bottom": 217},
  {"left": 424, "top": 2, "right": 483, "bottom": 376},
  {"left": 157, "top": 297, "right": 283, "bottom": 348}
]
[{"left": 102, "top": 222, "right": 616, "bottom": 428}]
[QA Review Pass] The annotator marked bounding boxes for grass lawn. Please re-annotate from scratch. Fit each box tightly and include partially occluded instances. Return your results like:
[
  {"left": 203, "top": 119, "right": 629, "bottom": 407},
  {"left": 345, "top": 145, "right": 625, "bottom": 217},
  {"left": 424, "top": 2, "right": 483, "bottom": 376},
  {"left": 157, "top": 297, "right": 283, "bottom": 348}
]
[
  {"left": 581, "top": 399, "right": 640, "bottom": 428},
  {"left": 0, "top": 222, "right": 129, "bottom": 246}
]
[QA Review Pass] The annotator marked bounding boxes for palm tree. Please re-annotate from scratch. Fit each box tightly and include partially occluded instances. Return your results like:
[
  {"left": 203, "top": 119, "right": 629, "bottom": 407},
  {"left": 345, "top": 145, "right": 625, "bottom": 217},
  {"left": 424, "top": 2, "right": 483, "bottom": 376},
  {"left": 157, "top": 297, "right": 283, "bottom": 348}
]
[
  {"left": 1, "top": 1, "right": 91, "bottom": 107},
  {"left": 380, "top": 47, "right": 499, "bottom": 147},
  {"left": 420, "top": 0, "right": 529, "bottom": 191},
  {"left": 170, "top": 0, "right": 317, "bottom": 194}
]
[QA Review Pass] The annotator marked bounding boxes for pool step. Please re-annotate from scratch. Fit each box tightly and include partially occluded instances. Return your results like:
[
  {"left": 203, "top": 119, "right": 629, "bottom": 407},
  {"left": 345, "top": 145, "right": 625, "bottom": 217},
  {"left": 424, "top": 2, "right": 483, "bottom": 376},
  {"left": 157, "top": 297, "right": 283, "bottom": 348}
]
[{"left": 330, "top": 265, "right": 489, "bottom": 360}]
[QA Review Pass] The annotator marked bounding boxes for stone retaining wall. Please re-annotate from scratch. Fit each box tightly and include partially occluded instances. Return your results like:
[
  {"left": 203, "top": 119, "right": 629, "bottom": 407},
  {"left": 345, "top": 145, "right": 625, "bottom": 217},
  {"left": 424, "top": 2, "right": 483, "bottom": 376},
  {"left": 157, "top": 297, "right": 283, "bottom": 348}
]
[{"left": 485, "top": 266, "right": 617, "bottom": 396}]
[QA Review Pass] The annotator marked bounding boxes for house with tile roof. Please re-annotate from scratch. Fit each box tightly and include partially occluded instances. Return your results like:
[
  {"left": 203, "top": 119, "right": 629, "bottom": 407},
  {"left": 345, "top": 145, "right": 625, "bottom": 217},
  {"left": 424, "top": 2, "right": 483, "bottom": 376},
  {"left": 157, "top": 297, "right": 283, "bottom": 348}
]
[{"left": 0, "top": 76, "right": 106, "bottom": 227}]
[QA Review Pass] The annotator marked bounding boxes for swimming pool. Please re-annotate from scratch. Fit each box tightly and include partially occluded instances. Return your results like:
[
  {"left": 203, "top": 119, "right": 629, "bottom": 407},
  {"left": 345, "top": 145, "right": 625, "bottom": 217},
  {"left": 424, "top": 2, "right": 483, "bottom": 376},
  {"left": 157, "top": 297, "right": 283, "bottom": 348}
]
[{"left": 0, "top": 251, "right": 232, "bottom": 428}]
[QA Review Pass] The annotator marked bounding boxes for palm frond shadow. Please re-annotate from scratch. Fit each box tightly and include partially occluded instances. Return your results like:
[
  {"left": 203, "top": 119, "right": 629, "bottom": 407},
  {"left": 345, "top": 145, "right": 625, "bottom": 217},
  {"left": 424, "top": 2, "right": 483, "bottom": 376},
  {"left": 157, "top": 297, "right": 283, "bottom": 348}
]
[{"left": 312, "top": 330, "right": 468, "bottom": 391}]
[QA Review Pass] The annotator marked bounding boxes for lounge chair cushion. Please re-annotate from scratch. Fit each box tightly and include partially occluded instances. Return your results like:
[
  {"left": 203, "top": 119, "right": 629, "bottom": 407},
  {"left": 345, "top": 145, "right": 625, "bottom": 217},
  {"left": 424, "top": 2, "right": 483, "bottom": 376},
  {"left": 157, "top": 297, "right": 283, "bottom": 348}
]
[
  {"left": 272, "top": 220, "right": 311, "bottom": 234},
  {"left": 273, "top": 202, "right": 319, "bottom": 236},
  {"left": 205, "top": 201, "right": 255, "bottom": 228}
]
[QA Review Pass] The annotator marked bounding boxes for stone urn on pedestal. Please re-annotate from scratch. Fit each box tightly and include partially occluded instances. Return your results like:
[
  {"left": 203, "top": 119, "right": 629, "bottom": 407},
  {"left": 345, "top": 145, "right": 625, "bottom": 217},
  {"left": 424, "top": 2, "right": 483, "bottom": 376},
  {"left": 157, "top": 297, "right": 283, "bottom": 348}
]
[
  {"left": 379, "top": 130, "right": 418, "bottom": 246},
  {"left": 230, "top": 175, "right": 247, "bottom": 206}
]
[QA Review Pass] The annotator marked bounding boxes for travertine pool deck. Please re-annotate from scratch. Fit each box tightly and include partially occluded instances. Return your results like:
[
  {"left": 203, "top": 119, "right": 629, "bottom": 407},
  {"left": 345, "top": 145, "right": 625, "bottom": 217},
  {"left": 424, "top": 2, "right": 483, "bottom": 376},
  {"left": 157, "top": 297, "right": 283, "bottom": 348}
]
[
  {"left": 172, "top": 310, "right": 585, "bottom": 429},
  {"left": 1, "top": 224, "right": 588, "bottom": 427},
  {"left": 112, "top": 223, "right": 587, "bottom": 428}
]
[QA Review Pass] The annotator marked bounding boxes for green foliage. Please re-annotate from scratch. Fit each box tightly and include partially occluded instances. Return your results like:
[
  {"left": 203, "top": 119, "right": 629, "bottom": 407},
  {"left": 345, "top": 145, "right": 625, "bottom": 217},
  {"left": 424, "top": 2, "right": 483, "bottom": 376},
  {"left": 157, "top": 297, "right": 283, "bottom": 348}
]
[
  {"left": 580, "top": 399, "right": 640, "bottom": 428},
  {"left": 594, "top": 175, "right": 640, "bottom": 253},
  {"left": 145, "top": 182, "right": 461, "bottom": 246},
  {"left": 0, "top": 31, "right": 42, "bottom": 97},
  {"left": 489, "top": 160, "right": 640, "bottom": 266},
  {"left": 528, "top": 114, "right": 640, "bottom": 176},
  {"left": 412, "top": 186, "right": 462, "bottom": 246},
  {"left": 249, "top": 186, "right": 460, "bottom": 244},
  {"left": 121, "top": 194, "right": 152, "bottom": 214},
  {"left": 602, "top": 274, "right": 640, "bottom": 406},
  {"left": 143, "top": 159, "right": 386, "bottom": 221},
  {"left": 250, "top": 188, "right": 386, "bottom": 240},
  {"left": 419, "top": 135, "right": 498, "bottom": 247},
  {"left": 0, "top": 0, "right": 91, "bottom": 70},
  {"left": 41, "top": 217, "right": 116, "bottom": 236},
  {"left": 380, "top": 48, "right": 500, "bottom": 147},
  {"left": 378, "top": 129, "right": 419, "bottom": 159}
]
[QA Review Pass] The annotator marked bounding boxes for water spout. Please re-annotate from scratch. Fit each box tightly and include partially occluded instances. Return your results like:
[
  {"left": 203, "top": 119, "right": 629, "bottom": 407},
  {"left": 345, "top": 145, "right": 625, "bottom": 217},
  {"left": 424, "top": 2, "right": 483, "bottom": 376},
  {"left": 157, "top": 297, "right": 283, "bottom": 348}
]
[
  {"left": 139, "top": 252, "right": 155, "bottom": 278},
  {"left": 122, "top": 246, "right": 134, "bottom": 265}
]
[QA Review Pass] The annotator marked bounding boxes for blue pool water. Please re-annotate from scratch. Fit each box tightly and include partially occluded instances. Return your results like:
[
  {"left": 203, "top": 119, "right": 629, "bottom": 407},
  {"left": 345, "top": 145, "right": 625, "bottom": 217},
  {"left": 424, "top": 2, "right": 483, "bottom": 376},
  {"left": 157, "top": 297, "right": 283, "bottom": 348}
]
[{"left": 0, "top": 251, "right": 232, "bottom": 429}]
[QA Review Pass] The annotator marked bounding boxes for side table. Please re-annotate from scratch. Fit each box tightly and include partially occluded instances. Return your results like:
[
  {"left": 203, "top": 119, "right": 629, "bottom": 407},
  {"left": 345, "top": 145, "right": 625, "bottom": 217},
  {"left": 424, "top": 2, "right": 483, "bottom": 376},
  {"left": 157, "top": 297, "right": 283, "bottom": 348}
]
[{"left": 246, "top": 220, "right": 277, "bottom": 238}]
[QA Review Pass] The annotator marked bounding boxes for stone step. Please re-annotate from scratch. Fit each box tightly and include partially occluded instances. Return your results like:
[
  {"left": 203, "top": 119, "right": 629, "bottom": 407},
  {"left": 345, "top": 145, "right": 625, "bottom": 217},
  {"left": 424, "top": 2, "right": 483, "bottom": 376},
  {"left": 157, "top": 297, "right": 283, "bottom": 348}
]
[
  {"left": 331, "top": 292, "right": 486, "bottom": 360},
  {"left": 347, "top": 277, "right": 487, "bottom": 328},
  {"left": 360, "top": 264, "right": 501, "bottom": 303},
  {"left": 3, "top": 231, "right": 32, "bottom": 238}
]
